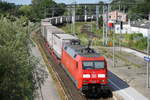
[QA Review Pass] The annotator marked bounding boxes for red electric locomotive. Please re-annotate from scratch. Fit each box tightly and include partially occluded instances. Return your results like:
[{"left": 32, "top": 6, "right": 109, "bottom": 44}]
[
  {"left": 61, "top": 40, "right": 109, "bottom": 95},
  {"left": 41, "top": 21, "right": 111, "bottom": 96}
]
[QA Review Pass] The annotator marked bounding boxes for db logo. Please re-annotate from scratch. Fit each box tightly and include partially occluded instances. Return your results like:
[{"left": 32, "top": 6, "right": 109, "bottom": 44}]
[{"left": 92, "top": 74, "right": 96, "bottom": 78}]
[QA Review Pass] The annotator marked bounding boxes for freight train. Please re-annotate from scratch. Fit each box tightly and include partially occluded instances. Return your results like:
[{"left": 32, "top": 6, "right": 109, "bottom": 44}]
[
  {"left": 41, "top": 18, "right": 111, "bottom": 97},
  {"left": 42, "top": 15, "right": 97, "bottom": 25}
]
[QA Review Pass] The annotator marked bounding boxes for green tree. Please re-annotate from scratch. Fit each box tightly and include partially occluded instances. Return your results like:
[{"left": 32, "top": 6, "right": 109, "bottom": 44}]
[
  {"left": 0, "top": 17, "right": 47, "bottom": 100},
  {"left": 75, "top": 1, "right": 104, "bottom": 16},
  {"left": 19, "top": 5, "right": 32, "bottom": 18},
  {"left": 53, "top": 3, "right": 66, "bottom": 17},
  {"left": 0, "top": 1, "right": 18, "bottom": 17},
  {"left": 111, "top": 0, "right": 150, "bottom": 20},
  {"left": 31, "top": 0, "right": 66, "bottom": 21},
  {"left": 129, "top": 0, "right": 150, "bottom": 20}
]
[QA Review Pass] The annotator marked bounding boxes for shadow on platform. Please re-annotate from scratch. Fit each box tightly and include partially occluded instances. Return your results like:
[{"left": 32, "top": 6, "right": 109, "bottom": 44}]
[{"left": 108, "top": 71, "right": 129, "bottom": 91}]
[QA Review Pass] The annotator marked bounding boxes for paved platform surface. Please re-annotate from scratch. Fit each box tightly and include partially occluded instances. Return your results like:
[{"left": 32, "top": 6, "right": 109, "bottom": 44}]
[
  {"left": 32, "top": 46, "right": 61, "bottom": 100},
  {"left": 108, "top": 71, "right": 149, "bottom": 100},
  {"left": 106, "top": 47, "right": 150, "bottom": 100},
  {"left": 118, "top": 47, "right": 147, "bottom": 58}
]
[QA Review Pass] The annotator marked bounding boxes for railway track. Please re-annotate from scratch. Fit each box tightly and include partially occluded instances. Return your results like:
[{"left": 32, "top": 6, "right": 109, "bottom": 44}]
[
  {"left": 81, "top": 24, "right": 99, "bottom": 38},
  {"left": 33, "top": 30, "right": 114, "bottom": 100}
]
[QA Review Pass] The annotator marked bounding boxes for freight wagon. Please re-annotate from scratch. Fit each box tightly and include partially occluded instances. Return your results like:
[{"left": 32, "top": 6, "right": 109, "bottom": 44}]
[{"left": 53, "top": 34, "right": 78, "bottom": 58}]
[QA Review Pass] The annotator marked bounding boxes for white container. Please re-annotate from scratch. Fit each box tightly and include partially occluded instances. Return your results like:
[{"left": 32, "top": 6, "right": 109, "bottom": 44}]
[
  {"left": 41, "top": 21, "right": 51, "bottom": 38},
  {"left": 53, "top": 34, "right": 78, "bottom": 58},
  {"left": 46, "top": 25, "right": 64, "bottom": 47}
]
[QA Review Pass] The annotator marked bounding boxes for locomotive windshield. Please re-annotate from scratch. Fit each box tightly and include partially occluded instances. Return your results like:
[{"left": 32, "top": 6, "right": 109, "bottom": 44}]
[{"left": 82, "top": 61, "right": 105, "bottom": 70}]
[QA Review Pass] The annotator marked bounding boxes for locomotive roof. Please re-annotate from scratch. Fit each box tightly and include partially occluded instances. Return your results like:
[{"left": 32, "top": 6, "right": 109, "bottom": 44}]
[{"left": 64, "top": 44, "right": 101, "bottom": 58}]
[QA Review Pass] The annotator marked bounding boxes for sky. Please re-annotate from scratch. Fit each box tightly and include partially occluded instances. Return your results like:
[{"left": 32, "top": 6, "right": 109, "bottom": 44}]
[
  {"left": 2, "top": 0, "right": 31, "bottom": 5},
  {"left": 3, "top": 0, "right": 111, "bottom": 5}
]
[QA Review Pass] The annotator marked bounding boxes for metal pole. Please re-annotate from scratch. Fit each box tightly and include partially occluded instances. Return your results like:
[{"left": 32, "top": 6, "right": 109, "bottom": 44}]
[
  {"left": 96, "top": 5, "right": 99, "bottom": 30},
  {"left": 119, "top": 22, "right": 122, "bottom": 52},
  {"left": 90, "top": 24, "right": 93, "bottom": 33},
  {"left": 103, "top": 5, "right": 105, "bottom": 46},
  {"left": 74, "top": 4, "right": 76, "bottom": 35},
  {"left": 52, "top": 8, "right": 54, "bottom": 17},
  {"left": 119, "top": 0, "right": 121, "bottom": 11},
  {"left": 147, "top": 26, "right": 150, "bottom": 88},
  {"left": 113, "top": 27, "right": 115, "bottom": 68},
  {"left": 120, "top": 26, "right": 122, "bottom": 52},
  {"left": 44, "top": 7, "right": 46, "bottom": 18},
  {"left": 70, "top": 6, "right": 72, "bottom": 33},
  {"left": 84, "top": 5, "right": 87, "bottom": 22},
  {"left": 67, "top": 7, "right": 70, "bottom": 33},
  {"left": 72, "top": 3, "right": 76, "bottom": 35},
  {"left": 106, "top": 4, "right": 109, "bottom": 45}
]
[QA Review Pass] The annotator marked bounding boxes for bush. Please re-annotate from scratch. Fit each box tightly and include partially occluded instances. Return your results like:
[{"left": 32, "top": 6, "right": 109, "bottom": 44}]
[
  {"left": 124, "top": 33, "right": 147, "bottom": 50},
  {"left": 0, "top": 17, "right": 46, "bottom": 100}
]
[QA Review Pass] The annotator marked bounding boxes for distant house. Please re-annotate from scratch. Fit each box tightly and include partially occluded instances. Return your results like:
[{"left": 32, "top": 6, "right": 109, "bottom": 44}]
[
  {"left": 105, "top": 10, "right": 128, "bottom": 22},
  {"left": 114, "top": 21, "right": 150, "bottom": 37}
]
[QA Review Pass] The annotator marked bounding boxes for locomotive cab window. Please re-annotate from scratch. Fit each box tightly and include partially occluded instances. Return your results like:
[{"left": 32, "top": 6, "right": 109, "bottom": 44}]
[
  {"left": 82, "top": 61, "right": 105, "bottom": 70},
  {"left": 94, "top": 61, "right": 105, "bottom": 69},
  {"left": 83, "top": 61, "right": 93, "bottom": 69}
]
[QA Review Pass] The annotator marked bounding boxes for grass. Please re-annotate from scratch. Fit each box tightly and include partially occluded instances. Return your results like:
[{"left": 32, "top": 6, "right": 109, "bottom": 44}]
[
  {"left": 99, "top": 47, "right": 141, "bottom": 68},
  {"left": 60, "top": 22, "right": 87, "bottom": 34}
]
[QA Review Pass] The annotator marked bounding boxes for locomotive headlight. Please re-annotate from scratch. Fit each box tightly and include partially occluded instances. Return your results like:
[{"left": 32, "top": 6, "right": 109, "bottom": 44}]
[
  {"left": 98, "top": 74, "right": 105, "bottom": 78},
  {"left": 83, "top": 74, "right": 90, "bottom": 78}
]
